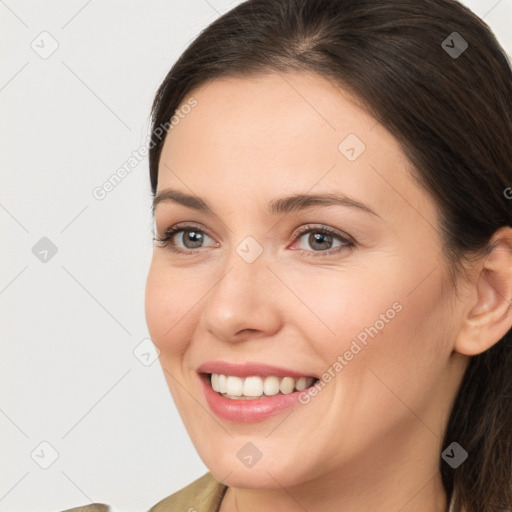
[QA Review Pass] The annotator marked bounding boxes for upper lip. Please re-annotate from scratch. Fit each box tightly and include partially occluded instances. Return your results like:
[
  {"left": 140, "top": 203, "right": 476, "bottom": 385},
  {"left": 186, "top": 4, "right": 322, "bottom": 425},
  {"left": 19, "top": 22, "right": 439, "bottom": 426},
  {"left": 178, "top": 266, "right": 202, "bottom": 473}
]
[{"left": 197, "top": 361, "right": 317, "bottom": 379}]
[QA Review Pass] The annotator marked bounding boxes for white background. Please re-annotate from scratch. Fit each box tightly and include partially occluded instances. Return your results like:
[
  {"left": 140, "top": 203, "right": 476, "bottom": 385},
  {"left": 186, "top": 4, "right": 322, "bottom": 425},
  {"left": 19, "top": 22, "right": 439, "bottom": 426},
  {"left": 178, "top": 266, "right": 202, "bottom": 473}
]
[{"left": 1, "top": 1, "right": 511, "bottom": 511}]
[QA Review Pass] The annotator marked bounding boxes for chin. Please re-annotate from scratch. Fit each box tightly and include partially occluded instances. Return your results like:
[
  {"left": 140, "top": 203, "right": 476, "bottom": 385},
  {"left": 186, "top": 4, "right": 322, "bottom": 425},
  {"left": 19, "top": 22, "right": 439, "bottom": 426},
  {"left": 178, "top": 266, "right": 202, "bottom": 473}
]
[
  {"left": 201, "top": 451, "right": 312, "bottom": 490},
  {"left": 211, "top": 466, "right": 293, "bottom": 489}
]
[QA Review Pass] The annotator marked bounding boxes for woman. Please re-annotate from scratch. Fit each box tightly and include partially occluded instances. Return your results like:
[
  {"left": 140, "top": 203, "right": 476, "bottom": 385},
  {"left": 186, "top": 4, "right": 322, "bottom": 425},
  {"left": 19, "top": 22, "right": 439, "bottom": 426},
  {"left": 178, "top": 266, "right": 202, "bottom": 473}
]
[{"left": 65, "top": 0, "right": 512, "bottom": 510}]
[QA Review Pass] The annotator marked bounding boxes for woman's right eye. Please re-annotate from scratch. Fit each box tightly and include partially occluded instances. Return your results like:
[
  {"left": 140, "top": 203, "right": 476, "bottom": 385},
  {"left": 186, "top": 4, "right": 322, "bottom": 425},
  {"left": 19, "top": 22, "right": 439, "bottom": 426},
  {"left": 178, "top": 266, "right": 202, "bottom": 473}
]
[{"left": 153, "top": 224, "right": 217, "bottom": 255}]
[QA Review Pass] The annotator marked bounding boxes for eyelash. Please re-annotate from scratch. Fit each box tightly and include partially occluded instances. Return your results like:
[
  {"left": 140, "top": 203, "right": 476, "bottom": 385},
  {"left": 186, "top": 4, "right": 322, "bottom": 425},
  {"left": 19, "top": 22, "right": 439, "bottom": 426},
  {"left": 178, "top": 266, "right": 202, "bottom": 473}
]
[{"left": 153, "top": 223, "right": 355, "bottom": 258}]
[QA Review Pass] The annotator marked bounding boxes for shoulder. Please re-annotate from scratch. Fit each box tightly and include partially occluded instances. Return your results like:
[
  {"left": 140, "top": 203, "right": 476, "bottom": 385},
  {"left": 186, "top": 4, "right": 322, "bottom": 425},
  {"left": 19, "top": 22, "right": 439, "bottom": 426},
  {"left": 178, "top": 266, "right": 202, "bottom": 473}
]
[
  {"left": 148, "top": 472, "right": 228, "bottom": 512},
  {"left": 53, "top": 473, "right": 227, "bottom": 512}
]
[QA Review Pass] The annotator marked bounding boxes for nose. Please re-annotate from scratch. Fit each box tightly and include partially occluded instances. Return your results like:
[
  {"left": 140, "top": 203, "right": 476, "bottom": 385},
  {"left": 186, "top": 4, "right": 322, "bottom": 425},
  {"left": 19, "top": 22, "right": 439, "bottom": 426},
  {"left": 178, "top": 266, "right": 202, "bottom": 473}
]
[{"left": 199, "top": 243, "right": 282, "bottom": 343}]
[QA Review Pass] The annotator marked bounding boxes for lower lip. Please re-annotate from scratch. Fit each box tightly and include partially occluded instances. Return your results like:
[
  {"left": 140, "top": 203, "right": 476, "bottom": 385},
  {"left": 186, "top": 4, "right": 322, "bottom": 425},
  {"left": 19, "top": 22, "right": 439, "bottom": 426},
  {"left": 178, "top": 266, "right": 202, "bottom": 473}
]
[{"left": 198, "top": 373, "right": 314, "bottom": 423}]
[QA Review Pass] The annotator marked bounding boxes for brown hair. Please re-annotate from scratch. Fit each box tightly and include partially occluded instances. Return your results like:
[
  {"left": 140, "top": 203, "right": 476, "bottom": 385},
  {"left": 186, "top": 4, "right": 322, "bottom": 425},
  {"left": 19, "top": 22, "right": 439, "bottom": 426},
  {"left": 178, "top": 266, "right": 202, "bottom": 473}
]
[{"left": 148, "top": 1, "right": 512, "bottom": 510}]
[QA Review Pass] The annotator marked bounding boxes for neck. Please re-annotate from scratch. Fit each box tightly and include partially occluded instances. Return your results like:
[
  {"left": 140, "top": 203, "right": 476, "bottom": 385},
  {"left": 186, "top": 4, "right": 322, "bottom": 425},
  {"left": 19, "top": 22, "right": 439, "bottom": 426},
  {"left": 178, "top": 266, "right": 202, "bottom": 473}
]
[
  {"left": 219, "top": 426, "right": 450, "bottom": 512},
  {"left": 221, "top": 473, "right": 448, "bottom": 512}
]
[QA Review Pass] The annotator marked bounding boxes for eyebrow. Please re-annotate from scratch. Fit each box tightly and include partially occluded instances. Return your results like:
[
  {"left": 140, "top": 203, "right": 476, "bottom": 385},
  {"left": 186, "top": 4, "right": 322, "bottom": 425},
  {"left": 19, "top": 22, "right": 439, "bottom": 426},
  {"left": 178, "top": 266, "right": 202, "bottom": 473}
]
[{"left": 152, "top": 188, "right": 380, "bottom": 218}]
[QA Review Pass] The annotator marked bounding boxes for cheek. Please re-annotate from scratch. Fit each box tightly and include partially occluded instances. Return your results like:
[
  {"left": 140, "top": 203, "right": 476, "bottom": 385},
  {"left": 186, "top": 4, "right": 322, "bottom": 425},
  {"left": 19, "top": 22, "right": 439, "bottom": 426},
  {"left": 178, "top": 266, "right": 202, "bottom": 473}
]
[
  {"left": 334, "top": 265, "right": 452, "bottom": 412},
  {"left": 144, "top": 262, "right": 168, "bottom": 342},
  {"left": 290, "top": 260, "right": 448, "bottom": 379},
  {"left": 144, "top": 258, "right": 198, "bottom": 359},
  {"left": 283, "top": 264, "right": 403, "bottom": 352}
]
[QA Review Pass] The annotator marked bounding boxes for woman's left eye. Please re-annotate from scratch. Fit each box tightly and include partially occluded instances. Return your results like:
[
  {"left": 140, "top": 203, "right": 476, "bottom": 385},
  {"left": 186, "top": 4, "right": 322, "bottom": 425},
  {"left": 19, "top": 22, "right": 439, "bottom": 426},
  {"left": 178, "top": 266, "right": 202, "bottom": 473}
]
[
  {"left": 290, "top": 224, "right": 355, "bottom": 257},
  {"left": 153, "top": 223, "right": 354, "bottom": 257}
]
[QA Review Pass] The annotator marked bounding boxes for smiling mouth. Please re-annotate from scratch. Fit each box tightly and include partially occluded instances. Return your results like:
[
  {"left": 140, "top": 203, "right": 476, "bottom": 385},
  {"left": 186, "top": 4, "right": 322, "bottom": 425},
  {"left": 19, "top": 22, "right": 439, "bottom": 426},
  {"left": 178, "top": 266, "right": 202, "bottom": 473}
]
[{"left": 203, "top": 372, "right": 320, "bottom": 400}]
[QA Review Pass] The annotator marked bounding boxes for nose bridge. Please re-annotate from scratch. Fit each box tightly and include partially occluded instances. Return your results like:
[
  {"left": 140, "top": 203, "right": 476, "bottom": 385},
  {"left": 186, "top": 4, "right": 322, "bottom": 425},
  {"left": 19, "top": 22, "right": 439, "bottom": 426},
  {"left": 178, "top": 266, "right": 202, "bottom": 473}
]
[
  {"left": 210, "top": 233, "right": 268, "bottom": 309},
  {"left": 200, "top": 233, "right": 281, "bottom": 340}
]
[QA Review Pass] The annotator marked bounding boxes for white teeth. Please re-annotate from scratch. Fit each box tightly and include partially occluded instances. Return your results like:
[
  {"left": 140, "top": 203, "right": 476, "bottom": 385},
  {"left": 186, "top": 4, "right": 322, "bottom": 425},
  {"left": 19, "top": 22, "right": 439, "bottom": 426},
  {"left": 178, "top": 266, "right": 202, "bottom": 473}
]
[
  {"left": 243, "top": 376, "right": 264, "bottom": 397},
  {"left": 226, "top": 376, "right": 244, "bottom": 396},
  {"left": 263, "top": 376, "right": 280, "bottom": 396},
  {"left": 211, "top": 373, "right": 220, "bottom": 392},
  {"left": 279, "top": 376, "right": 295, "bottom": 394},
  {"left": 218, "top": 374, "right": 227, "bottom": 394},
  {"left": 295, "top": 377, "right": 307, "bottom": 391},
  {"left": 209, "top": 373, "right": 316, "bottom": 399}
]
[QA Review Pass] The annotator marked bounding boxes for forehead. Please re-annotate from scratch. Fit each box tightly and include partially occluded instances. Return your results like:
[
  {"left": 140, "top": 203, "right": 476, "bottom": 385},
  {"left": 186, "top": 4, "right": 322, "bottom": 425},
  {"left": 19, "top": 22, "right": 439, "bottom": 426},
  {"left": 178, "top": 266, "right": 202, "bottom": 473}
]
[
  {"left": 164, "top": 71, "right": 384, "bottom": 158},
  {"left": 157, "top": 71, "right": 438, "bottom": 230}
]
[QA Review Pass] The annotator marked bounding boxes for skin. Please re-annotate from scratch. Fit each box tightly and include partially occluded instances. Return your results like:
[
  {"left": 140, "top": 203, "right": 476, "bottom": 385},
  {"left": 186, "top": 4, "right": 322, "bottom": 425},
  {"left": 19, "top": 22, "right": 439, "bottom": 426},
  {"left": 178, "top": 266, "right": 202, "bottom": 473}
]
[{"left": 144, "top": 71, "right": 512, "bottom": 512}]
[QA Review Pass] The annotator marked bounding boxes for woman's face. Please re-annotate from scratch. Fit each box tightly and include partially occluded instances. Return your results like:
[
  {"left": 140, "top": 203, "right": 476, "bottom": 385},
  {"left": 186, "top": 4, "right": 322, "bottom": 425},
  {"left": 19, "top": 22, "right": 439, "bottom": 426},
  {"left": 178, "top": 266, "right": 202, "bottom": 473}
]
[{"left": 145, "top": 71, "right": 468, "bottom": 491}]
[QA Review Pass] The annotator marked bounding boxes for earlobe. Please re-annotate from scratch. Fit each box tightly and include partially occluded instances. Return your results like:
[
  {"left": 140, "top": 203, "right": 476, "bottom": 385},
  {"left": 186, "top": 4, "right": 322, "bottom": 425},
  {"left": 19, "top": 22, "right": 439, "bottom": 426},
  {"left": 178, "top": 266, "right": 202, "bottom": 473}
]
[{"left": 454, "top": 226, "right": 512, "bottom": 357}]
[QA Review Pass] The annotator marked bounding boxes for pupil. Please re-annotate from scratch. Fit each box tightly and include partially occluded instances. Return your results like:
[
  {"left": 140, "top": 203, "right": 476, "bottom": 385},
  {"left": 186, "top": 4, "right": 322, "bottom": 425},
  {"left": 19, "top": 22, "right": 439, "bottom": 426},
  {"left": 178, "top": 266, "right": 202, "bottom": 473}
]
[
  {"left": 310, "top": 232, "right": 332, "bottom": 250},
  {"left": 184, "top": 230, "right": 203, "bottom": 248}
]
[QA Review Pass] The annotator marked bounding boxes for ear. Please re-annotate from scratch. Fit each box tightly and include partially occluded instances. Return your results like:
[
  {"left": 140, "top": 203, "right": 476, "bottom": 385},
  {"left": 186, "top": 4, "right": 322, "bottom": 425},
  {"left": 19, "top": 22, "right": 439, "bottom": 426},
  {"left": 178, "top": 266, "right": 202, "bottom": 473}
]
[{"left": 455, "top": 226, "right": 512, "bottom": 356}]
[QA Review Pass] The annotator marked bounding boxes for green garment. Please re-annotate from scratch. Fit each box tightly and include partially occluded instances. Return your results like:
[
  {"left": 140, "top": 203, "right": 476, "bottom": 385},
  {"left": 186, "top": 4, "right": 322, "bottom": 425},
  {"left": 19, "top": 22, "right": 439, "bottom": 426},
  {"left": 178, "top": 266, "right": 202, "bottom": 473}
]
[
  {"left": 59, "top": 506, "right": 110, "bottom": 512},
  {"left": 147, "top": 473, "right": 459, "bottom": 512},
  {"left": 149, "top": 472, "right": 228, "bottom": 512},
  {"left": 58, "top": 472, "right": 459, "bottom": 511},
  {"left": 58, "top": 472, "right": 227, "bottom": 512}
]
